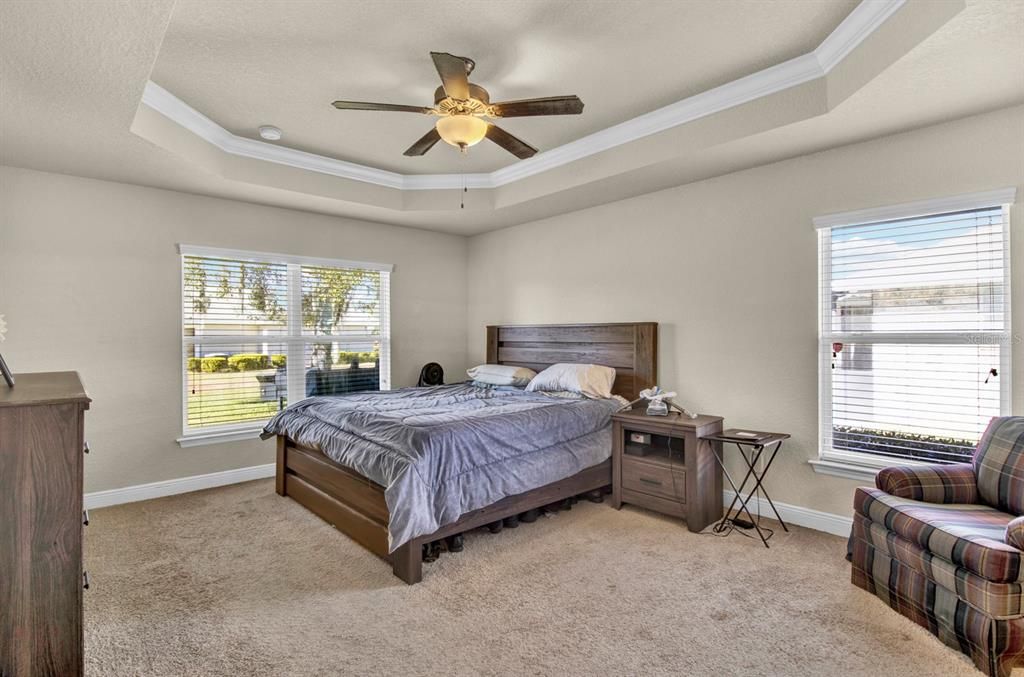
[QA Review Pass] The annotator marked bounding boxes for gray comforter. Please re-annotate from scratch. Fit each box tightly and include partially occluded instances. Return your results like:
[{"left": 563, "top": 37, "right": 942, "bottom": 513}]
[{"left": 262, "top": 383, "right": 620, "bottom": 551}]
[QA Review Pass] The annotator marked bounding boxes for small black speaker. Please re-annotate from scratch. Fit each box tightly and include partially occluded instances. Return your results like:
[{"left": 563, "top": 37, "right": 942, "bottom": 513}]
[{"left": 418, "top": 362, "right": 444, "bottom": 387}]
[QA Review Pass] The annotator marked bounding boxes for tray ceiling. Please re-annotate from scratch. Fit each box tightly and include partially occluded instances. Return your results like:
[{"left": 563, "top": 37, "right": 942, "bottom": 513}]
[
  {"left": 2, "top": 0, "right": 1020, "bottom": 234},
  {"left": 151, "top": 0, "right": 858, "bottom": 175}
]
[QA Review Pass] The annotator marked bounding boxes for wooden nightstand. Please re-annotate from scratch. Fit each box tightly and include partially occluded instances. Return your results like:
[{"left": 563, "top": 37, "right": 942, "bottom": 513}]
[{"left": 611, "top": 408, "right": 724, "bottom": 532}]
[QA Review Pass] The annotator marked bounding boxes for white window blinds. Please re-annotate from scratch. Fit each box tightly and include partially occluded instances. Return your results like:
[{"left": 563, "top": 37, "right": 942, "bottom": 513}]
[
  {"left": 180, "top": 246, "right": 391, "bottom": 440},
  {"left": 817, "top": 192, "right": 1013, "bottom": 465}
]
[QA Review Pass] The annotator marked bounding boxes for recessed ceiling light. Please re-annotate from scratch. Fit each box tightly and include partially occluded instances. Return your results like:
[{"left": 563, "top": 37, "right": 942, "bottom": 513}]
[{"left": 258, "top": 125, "right": 282, "bottom": 141}]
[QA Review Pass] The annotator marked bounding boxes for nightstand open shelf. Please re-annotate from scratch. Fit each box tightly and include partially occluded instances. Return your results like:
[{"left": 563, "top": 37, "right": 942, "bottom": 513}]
[
  {"left": 624, "top": 431, "right": 684, "bottom": 463},
  {"left": 611, "top": 408, "right": 724, "bottom": 532}
]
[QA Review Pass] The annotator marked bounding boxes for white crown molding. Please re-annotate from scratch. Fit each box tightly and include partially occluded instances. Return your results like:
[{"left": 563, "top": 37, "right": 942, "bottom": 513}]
[
  {"left": 140, "top": 0, "right": 905, "bottom": 193},
  {"left": 813, "top": 186, "right": 1018, "bottom": 229},
  {"left": 489, "top": 50, "right": 826, "bottom": 187},
  {"left": 814, "top": 0, "right": 905, "bottom": 72},
  {"left": 141, "top": 81, "right": 412, "bottom": 190}
]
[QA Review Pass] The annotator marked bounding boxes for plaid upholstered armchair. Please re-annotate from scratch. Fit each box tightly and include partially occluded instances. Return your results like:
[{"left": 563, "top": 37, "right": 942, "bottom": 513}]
[{"left": 848, "top": 417, "right": 1024, "bottom": 677}]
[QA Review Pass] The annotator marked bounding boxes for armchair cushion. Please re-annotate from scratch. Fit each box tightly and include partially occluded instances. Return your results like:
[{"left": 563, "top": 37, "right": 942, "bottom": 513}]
[
  {"left": 875, "top": 463, "right": 978, "bottom": 504},
  {"left": 1008, "top": 516, "right": 1024, "bottom": 552},
  {"left": 852, "top": 514, "right": 1024, "bottom": 618},
  {"left": 974, "top": 417, "right": 1024, "bottom": 515},
  {"left": 855, "top": 487, "right": 1022, "bottom": 583}
]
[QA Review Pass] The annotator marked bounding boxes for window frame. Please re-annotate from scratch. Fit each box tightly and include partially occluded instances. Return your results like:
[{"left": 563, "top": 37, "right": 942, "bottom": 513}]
[
  {"left": 812, "top": 188, "right": 1016, "bottom": 479},
  {"left": 177, "top": 244, "right": 393, "bottom": 447}
]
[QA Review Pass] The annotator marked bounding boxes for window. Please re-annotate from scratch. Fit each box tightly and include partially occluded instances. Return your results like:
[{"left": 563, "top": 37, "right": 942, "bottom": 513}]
[
  {"left": 179, "top": 245, "right": 391, "bottom": 444},
  {"left": 816, "top": 189, "right": 1015, "bottom": 472}
]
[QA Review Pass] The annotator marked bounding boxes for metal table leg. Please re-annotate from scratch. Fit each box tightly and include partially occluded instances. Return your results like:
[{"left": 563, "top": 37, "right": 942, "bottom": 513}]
[
  {"left": 711, "top": 439, "right": 788, "bottom": 547},
  {"left": 744, "top": 440, "right": 789, "bottom": 532}
]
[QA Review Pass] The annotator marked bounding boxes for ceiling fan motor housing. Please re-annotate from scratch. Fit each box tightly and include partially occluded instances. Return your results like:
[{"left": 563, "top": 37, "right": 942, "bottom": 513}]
[
  {"left": 332, "top": 52, "right": 582, "bottom": 159},
  {"left": 434, "top": 84, "right": 491, "bottom": 114}
]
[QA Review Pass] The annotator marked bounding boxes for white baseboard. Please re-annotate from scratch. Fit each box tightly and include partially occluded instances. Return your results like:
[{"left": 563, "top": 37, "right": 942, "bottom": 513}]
[
  {"left": 85, "top": 463, "right": 276, "bottom": 509},
  {"left": 84, "top": 465, "right": 853, "bottom": 538},
  {"left": 723, "top": 490, "right": 852, "bottom": 537}
]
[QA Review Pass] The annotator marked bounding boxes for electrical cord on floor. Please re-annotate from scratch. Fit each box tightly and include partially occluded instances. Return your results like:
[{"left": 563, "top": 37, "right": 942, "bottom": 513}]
[
  {"left": 702, "top": 442, "right": 774, "bottom": 542},
  {"left": 656, "top": 409, "right": 776, "bottom": 543}
]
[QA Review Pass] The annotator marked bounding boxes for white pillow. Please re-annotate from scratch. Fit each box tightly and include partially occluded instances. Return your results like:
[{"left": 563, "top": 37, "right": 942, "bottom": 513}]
[
  {"left": 466, "top": 364, "right": 537, "bottom": 387},
  {"left": 526, "top": 363, "right": 616, "bottom": 399}
]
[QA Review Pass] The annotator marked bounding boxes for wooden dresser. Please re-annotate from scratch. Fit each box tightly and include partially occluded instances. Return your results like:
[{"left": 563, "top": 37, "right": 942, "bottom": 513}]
[
  {"left": 1, "top": 372, "right": 91, "bottom": 677},
  {"left": 610, "top": 408, "right": 724, "bottom": 532}
]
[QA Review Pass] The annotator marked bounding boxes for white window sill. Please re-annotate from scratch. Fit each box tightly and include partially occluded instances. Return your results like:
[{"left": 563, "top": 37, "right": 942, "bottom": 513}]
[
  {"left": 808, "top": 458, "right": 880, "bottom": 482},
  {"left": 177, "top": 427, "right": 266, "bottom": 448},
  {"left": 808, "top": 449, "right": 934, "bottom": 482}
]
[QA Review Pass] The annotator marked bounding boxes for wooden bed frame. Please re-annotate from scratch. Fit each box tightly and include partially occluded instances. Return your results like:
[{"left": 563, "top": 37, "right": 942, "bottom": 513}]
[{"left": 275, "top": 322, "right": 657, "bottom": 584}]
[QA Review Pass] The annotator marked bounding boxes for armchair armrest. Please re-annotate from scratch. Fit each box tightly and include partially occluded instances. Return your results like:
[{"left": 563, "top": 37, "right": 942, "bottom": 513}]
[
  {"left": 1007, "top": 516, "right": 1024, "bottom": 551},
  {"left": 875, "top": 463, "right": 978, "bottom": 504}
]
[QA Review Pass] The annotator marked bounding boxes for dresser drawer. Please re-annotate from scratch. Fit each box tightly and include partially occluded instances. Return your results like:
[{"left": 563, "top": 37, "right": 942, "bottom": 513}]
[{"left": 621, "top": 457, "right": 685, "bottom": 502}]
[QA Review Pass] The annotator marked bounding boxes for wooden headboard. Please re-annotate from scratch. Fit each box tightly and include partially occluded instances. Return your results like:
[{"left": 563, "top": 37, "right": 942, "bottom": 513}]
[{"left": 486, "top": 322, "right": 657, "bottom": 401}]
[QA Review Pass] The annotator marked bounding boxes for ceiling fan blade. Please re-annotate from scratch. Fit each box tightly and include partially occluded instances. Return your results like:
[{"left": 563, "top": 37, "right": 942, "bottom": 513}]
[
  {"left": 332, "top": 100, "right": 433, "bottom": 114},
  {"left": 403, "top": 127, "right": 442, "bottom": 156},
  {"left": 430, "top": 52, "right": 471, "bottom": 100},
  {"left": 490, "top": 96, "right": 584, "bottom": 117},
  {"left": 485, "top": 124, "right": 538, "bottom": 159}
]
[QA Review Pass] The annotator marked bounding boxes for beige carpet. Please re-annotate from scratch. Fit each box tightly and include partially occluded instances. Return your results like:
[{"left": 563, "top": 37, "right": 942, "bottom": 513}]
[{"left": 84, "top": 479, "right": 978, "bottom": 676}]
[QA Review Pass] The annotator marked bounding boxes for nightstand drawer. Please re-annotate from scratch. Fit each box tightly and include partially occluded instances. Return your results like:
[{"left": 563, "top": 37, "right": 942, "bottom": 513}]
[{"left": 621, "top": 457, "right": 685, "bottom": 502}]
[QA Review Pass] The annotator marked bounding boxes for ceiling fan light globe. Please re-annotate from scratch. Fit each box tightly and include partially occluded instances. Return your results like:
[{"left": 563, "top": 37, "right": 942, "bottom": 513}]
[{"left": 436, "top": 115, "right": 487, "bottom": 150}]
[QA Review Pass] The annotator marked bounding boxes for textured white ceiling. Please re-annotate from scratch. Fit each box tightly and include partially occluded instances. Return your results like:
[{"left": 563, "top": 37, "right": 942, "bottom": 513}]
[{"left": 150, "top": 0, "right": 858, "bottom": 174}]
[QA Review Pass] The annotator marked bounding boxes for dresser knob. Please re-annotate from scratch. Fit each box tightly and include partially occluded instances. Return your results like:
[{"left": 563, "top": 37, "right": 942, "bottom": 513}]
[
  {"left": 83, "top": 441, "right": 90, "bottom": 454},
  {"left": 83, "top": 510, "right": 89, "bottom": 526},
  {"left": 83, "top": 571, "right": 90, "bottom": 590}
]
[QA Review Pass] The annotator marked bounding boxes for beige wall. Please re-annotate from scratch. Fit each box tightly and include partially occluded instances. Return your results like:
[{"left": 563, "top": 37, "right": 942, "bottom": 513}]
[
  {"left": 466, "top": 105, "right": 1024, "bottom": 517},
  {"left": 2, "top": 105, "right": 1021, "bottom": 515},
  {"left": 0, "top": 167, "right": 468, "bottom": 492}
]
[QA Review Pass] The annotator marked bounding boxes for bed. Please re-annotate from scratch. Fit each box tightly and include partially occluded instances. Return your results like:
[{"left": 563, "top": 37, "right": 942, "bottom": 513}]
[{"left": 267, "top": 322, "right": 657, "bottom": 584}]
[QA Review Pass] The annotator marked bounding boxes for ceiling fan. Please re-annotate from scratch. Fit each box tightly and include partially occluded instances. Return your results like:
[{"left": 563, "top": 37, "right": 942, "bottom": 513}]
[{"left": 331, "top": 52, "right": 584, "bottom": 159}]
